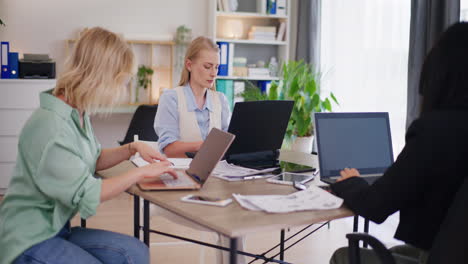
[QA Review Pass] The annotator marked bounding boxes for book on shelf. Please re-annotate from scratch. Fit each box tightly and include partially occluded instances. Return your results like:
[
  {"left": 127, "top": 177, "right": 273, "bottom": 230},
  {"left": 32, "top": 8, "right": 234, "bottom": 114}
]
[
  {"left": 248, "top": 26, "right": 277, "bottom": 41},
  {"left": 248, "top": 67, "right": 270, "bottom": 77},
  {"left": 276, "top": 22, "right": 286, "bottom": 41},
  {"left": 277, "top": 0, "right": 287, "bottom": 16}
]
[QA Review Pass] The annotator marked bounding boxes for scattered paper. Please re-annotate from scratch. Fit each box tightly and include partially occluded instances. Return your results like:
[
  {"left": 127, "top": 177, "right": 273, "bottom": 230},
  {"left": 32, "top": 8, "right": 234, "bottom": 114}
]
[
  {"left": 233, "top": 186, "right": 343, "bottom": 213},
  {"left": 212, "top": 160, "right": 277, "bottom": 181}
]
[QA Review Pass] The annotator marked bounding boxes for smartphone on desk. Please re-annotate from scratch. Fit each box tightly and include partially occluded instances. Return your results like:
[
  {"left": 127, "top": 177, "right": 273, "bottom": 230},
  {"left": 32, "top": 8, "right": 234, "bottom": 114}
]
[
  {"left": 181, "top": 194, "right": 232, "bottom": 207},
  {"left": 267, "top": 172, "right": 315, "bottom": 186}
]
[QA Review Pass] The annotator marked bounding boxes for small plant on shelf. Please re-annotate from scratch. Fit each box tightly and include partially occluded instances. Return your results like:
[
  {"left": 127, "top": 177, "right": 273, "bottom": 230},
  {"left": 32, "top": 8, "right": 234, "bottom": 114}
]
[
  {"left": 0, "top": 18, "right": 5, "bottom": 27},
  {"left": 135, "top": 65, "right": 154, "bottom": 103}
]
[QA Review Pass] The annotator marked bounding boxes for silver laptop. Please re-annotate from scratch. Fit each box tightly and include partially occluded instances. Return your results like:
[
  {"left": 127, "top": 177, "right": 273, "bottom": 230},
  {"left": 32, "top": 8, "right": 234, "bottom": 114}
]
[
  {"left": 314, "top": 112, "right": 394, "bottom": 185},
  {"left": 138, "top": 128, "right": 235, "bottom": 190}
]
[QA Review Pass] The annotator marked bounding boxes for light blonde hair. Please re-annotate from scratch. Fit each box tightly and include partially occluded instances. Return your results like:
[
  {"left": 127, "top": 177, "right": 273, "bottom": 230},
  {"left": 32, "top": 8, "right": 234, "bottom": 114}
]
[
  {"left": 54, "top": 27, "right": 134, "bottom": 114},
  {"left": 178, "top": 36, "right": 219, "bottom": 89}
]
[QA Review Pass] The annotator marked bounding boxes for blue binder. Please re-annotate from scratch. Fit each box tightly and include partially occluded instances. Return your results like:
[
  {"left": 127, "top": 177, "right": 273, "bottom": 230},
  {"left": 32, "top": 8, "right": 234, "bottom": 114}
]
[
  {"left": 268, "top": 0, "right": 277, "bottom": 15},
  {"left": 8, "top": 52, "right": 19, "bottom": 79},
  {"left": 1, "top": 42, "right": 10, "bottom": 78},
  {"left": 217, "top": 42, "right": 229, "bottom": 76}
]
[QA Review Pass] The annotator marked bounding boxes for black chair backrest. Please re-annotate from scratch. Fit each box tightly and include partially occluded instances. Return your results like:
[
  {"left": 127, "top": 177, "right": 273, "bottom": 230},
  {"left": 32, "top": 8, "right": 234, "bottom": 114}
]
[
  {"left": 428, "top": 177, "right": 468, "bottom": 264},
  {"left": 120, "top": 104, "right": 158, "bottom": 145}
]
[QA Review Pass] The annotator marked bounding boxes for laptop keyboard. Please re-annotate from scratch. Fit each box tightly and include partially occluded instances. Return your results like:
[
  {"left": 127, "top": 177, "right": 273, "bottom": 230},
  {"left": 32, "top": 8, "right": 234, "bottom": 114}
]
[{"left": 160, "top": 172, "right": 195, "bottom": 187}]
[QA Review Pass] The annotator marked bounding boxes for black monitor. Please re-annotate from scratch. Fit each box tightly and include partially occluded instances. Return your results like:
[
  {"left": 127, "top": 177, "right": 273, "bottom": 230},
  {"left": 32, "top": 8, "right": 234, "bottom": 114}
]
[{"left": 226, "top": 100, "right": 294, "bottom": 158}]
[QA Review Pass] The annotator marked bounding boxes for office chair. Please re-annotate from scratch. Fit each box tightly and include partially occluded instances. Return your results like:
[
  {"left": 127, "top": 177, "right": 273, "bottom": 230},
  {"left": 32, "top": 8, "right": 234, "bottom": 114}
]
[
  {"left": 345, "top": 177, "right": 468, "bottom": 264},
  {"left": 119, "top": 104, "right": 159, "bottom": 145}
]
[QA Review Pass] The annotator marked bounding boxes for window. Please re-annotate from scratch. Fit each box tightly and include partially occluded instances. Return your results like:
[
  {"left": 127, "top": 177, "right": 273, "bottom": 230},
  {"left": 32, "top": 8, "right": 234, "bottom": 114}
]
[{"left": 320, "top": 0, "right": 411, "bottom": 155}]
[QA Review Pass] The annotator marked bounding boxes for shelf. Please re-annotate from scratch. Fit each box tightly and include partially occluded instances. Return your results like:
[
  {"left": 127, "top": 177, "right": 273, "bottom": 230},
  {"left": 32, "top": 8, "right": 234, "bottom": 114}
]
[
  {"left": 215, "top": 38, "right": 286, "bottom": 45},
  {"left": 0, "top": 79, "right": 56, "bottom": 84},
  {"left": 217, "top": 76, "right": 280, "bottom": 81},
  {"left": 216, "top": 11, "right": 288, "bottom": 19}
]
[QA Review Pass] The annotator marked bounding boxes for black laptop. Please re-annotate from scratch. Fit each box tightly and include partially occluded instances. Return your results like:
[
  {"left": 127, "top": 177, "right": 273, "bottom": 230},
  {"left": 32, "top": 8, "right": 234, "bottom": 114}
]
[
  {"left": 314, "top": 112, "right": 394, "bottom": 185},
  {"left": 187, "top": 100, "right": 294, "bottom": 169}
]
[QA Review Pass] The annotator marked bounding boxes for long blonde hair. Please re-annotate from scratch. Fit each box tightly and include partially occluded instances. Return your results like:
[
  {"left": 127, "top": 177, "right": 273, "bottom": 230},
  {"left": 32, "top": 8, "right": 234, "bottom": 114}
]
[
  {"left": 54, "top": 27, "right": 134, "bottom": 114},
  {"left": 178, "top": 36, "right": 219, "bottom": 89}
]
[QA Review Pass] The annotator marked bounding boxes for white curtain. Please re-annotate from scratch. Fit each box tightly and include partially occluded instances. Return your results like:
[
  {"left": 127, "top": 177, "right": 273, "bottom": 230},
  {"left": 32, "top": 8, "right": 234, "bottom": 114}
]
[{"left": 320, "top": 0, "right": 411, "bottom": 156}]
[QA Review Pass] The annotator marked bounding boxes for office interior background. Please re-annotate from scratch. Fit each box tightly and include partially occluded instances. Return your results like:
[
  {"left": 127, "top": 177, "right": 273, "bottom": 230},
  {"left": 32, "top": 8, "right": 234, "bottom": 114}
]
[{"left": 1, "top": 0, "right": 468, "bottom": 263}]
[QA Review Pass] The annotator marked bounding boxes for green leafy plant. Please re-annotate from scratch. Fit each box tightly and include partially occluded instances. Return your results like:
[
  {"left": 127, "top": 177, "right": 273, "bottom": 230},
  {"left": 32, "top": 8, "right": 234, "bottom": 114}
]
[
  {"left": 241, "top": 60, "right": 338, "bottom": 139},
  {"left": 135, "top": 65, "right": 154, "bottom": 102},
  {"left": 0, "top": 19, "right": 5, "bottom": 27}
]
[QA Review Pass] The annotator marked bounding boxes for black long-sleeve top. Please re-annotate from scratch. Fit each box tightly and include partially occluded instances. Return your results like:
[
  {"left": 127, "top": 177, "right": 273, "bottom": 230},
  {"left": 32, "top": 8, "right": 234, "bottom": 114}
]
[{"left": 331, "top": 110, "right": 468, "bottom": 250}]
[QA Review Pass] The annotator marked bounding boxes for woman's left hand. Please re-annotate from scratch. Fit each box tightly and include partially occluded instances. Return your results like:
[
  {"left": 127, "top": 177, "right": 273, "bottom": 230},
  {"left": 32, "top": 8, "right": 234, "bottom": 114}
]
[
  {"left": 336, "top": 168, "right": 360, "bottom": 182},
  {"left": 131, "top": 142, "right": 167, "bottom": 163}
]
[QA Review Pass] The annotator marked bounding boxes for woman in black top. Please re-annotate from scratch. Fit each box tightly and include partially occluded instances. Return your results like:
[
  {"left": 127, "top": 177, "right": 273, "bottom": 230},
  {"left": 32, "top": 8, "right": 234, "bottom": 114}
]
[{"left": 330, "top": 22, "right": 468, "bottom": 264}]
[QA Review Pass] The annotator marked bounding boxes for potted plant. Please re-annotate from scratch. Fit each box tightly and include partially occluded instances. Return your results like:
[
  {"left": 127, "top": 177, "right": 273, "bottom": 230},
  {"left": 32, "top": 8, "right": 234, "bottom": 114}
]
[
  {"left": 0, "top": 19, "right": 5, "bottom": 27},
  {"left": 241, "top": 60, "right": 338, "bottom": 153},
  {"left": 135, "top": 65, "right": 154, "bottom": 103}
]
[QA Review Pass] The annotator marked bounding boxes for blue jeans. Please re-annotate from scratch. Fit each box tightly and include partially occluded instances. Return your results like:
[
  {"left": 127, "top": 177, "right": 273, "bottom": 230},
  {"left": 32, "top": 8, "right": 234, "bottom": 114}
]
[{"left": 14, "top": 222, "right": 149, "bottom": 264}]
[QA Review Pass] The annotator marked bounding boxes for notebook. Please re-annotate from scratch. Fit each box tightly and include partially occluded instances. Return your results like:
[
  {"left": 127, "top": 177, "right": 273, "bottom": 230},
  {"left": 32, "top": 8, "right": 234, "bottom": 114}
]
[
  {"left": 314, "top": 112, "right": 394, "bottom": 185},
  {"left": 136, "top": 128, "right": 235, "bottom": 190}
]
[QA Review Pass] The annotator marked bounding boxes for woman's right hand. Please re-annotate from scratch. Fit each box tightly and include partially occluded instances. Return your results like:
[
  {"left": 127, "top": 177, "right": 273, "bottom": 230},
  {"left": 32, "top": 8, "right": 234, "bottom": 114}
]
[{"left": 137, "top": 161, "right": 178, "bottom": 180}]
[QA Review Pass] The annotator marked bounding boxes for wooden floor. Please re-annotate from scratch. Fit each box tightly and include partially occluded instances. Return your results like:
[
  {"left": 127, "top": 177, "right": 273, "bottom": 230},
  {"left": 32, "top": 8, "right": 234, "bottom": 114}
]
[{"left": 1, "top": 193, "right": 402, "bottom": 263}]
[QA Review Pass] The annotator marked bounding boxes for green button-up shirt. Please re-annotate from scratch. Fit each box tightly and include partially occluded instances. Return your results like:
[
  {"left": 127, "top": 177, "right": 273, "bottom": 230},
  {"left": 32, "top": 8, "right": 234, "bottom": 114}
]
[{"left": 0, "top": 90, "right": 102, "bottom": 263}]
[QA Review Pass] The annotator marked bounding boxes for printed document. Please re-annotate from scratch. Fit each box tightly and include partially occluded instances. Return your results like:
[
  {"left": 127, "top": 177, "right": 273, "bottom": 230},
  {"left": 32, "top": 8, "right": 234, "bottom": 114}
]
[{"left": 233, "top": 186, "right": 343, "bottom": 213}]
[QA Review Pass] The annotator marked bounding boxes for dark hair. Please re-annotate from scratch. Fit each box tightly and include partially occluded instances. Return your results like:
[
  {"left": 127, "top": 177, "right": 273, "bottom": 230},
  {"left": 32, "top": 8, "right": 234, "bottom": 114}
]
[{"left": 419, "top": 22, "right": 468, "bottom": 114}]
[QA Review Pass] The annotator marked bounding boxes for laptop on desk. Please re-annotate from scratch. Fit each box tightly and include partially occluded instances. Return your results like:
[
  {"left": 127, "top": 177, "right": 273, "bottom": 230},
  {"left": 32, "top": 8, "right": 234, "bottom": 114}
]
[
  {"left": 138, "top": 128, "right": 235, "bottom": 190},
  {"left": 314, "top": 112, "right": 394, "bottom": 185},
  {"left": 186, "top": 100, "right": 294, "bottom": 169}
]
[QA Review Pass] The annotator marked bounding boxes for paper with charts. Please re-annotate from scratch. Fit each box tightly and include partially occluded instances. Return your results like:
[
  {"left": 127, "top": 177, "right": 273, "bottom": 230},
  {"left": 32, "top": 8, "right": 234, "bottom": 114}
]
[{"left": 233, "top": 186, "right": 344, "bottom": 213}]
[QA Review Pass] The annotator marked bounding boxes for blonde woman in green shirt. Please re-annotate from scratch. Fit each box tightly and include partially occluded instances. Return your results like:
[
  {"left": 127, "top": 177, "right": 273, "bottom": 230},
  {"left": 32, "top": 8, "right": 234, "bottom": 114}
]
[{"left": 0, "top": 27, "right": 176, "bottom": 264}]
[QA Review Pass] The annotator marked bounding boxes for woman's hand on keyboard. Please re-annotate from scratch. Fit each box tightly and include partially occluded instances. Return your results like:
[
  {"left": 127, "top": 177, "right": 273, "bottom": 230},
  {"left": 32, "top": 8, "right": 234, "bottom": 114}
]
[{"left": 138, "top": 161, "right": 178, "bottom": 180}]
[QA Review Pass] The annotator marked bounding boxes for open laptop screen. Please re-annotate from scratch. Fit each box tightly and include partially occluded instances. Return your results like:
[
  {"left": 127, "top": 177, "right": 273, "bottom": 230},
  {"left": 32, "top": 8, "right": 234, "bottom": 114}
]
[{"left": 314, "top": 112, "right": 394, "bottom": 178}]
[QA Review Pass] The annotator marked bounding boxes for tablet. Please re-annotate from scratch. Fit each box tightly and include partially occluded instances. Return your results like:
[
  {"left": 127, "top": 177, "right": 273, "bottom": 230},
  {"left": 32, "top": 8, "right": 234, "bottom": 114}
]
[{"left": 266, "top": 172, "right": 315, "bottom": 185}]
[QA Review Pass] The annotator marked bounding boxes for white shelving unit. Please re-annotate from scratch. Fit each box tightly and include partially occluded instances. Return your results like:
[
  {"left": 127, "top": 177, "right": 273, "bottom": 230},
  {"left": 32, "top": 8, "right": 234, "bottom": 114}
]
[
  {"left": 208, "top": 0, "right": 291, "bottom": 82},
  {"left": 0, "top": 79, "right": 56, "bottom": 194}
]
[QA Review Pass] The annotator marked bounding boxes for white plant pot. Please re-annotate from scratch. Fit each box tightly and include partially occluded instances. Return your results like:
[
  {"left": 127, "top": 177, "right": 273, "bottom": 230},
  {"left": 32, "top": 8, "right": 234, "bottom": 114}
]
[{"left": 291, "top": 136, "right": 314, "bottom": 153}]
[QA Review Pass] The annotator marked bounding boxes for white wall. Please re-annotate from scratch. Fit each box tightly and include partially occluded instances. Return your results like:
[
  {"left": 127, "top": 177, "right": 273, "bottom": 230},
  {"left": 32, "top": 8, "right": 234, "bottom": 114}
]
[
  {"left": 0, "top": 0, "right": 210, "bottom": 148},
  {"left": 0, "top": 0, "right": 209, "bottom": 72}
]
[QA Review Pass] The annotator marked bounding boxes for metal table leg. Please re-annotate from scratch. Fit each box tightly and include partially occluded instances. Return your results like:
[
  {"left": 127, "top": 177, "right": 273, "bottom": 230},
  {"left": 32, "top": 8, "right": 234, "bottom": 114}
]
[
  {"left": 280, "top": 229, "right": 285, "bottom": 261},
  {"left": 134, "top": 195, "right": 140, "bottom": 239},
  {"left": 143, "top": 199, "right": 150, "bottom": 246},
  {"left": 230, "top": 237, "right": 238, "bottom": 264}
]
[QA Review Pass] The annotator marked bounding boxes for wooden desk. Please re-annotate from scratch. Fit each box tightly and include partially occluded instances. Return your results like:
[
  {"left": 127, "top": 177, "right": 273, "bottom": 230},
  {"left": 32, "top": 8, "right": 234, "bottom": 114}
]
[{"left": 98, "top": 151, "right": 354, "bottom": 264}]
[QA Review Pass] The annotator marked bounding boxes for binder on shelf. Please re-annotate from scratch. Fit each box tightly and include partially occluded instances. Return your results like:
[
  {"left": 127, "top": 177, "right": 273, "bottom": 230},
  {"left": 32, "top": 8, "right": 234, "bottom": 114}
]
[
  {"left": 258, "top": 80, "right": 272, "bottom": 94},
  {"left": 1, "top": 42, "right": 10, "bottom": 79},
  {"left": 234, "top": 81, "right": 245, "bottom": 103},
  {"left": 217, "top": 0, "right": 224, "bottom": 11},
  {"left": 217, "top": 42, "right": 229, "bottom": 76},
  {"left": 216, "top": 79, "right": 234, "bottom": 110},
  {"left": 277, "top": 0, "right": 287, "bottom": 16},
  {"left": 8, "top": 52, "right": 19, "bottom": 79},
  {"left": 268, "top": 0, "right": 277, "bottom": 15},
  {"left": 228, "top": 43, "right": 234, "bottom": 77},
  {"left": 257, "top": 0, "right": 267, "bottom": 14},
  {"left": 222, "top": 0, "right": 230, "bottom": 12}
]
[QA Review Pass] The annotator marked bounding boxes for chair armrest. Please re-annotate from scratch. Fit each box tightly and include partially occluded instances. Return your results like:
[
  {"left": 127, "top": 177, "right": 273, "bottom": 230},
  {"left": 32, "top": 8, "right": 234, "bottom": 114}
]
[{"left": 346, "top": 233, "right": 396, "bottom": 264}]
